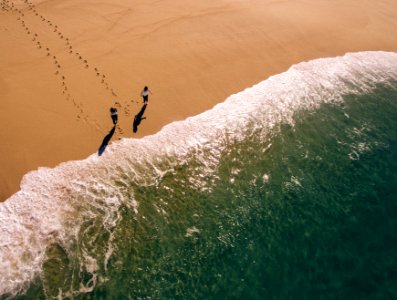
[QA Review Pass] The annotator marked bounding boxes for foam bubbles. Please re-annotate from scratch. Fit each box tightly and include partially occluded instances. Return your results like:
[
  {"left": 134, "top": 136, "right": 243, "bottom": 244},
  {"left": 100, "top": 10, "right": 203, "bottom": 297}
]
[
  {"left": 185, "top": 226, "right": 200, "bottom": 237},
  {"left": 262, "top": 174, "right": 270, "bottom": 183}
]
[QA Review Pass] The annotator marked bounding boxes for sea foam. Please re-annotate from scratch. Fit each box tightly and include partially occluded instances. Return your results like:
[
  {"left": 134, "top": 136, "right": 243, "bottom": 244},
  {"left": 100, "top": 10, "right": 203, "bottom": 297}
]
[{"left": 1, "top": 51, "right": 397, "bottom": 297}]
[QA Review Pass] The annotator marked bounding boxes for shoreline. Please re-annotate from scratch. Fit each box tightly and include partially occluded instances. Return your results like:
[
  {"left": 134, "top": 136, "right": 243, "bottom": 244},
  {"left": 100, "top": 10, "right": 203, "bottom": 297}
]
[{"left": 1, "top": 0, "right": 397, "bottom": 201}]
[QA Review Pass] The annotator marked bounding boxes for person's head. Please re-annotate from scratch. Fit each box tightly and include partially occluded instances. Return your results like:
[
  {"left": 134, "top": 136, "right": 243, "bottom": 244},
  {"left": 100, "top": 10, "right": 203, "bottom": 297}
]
[{"left": 144, "top": 86, "right": 148, "bottom": 91}]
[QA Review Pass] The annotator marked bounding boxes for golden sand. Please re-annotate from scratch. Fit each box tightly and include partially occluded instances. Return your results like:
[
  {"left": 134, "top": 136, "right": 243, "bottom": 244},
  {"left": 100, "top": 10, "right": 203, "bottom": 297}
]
[{"left": 1, "top": 0, "right": 397, "bottom": 200}]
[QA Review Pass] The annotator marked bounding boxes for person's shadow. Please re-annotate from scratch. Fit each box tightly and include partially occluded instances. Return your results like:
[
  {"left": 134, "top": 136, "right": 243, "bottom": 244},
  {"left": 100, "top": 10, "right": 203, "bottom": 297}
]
[
  {"left": 98, "top": 125, "right": 116, "bottom": 156},
  {"left": 133, "top": 103, "right": 147, "bottom": 133}
]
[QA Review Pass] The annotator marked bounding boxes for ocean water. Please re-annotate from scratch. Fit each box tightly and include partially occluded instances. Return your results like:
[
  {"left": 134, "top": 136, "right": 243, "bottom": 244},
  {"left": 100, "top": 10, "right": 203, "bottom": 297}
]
[{"left": 1, "top": 51, "right": 397, "bottom": 299}]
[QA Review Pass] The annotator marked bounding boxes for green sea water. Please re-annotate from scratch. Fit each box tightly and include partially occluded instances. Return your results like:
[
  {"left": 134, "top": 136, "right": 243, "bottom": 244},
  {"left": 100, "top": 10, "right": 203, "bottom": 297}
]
[{"left": 12, "top": 83, "right": 397, "bottom": 300}]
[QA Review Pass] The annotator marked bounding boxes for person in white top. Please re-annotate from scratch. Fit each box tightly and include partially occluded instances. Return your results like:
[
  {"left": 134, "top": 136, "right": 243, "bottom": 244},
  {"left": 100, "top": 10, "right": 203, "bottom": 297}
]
[{"left": 141, "top": 86, "right": 152, "bottom": 104}]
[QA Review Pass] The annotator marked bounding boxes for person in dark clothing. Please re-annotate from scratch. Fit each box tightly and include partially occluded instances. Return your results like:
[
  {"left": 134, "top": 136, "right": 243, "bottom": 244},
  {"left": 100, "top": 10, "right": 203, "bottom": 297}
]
[{"left": 110, "top": 107, "right": 118, "bottom": 124}]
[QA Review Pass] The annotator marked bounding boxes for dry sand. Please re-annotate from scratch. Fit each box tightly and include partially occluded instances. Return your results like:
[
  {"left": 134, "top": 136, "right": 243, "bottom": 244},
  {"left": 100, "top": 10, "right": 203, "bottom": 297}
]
[{"left": 1, "top": 0, "right": 397, "bottom": 200}]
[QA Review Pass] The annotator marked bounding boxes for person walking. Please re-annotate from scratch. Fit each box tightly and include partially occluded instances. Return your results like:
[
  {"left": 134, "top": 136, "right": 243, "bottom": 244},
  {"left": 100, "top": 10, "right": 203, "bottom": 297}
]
[
  {"left": 141, "top": 86, "right": 152, "bottom": 104},
  {"left": 110, "top": 107, "right": 118, "bottom": 124}
]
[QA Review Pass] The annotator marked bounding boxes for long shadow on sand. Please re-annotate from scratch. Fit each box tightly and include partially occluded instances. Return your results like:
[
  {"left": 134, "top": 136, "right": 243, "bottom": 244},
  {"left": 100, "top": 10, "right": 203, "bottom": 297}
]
[
  {"left": 133, "top": 103, "right": 147, "bottom": 133},
  {"left": 98, "top": 125, "right": 116, "bottom": 156}
]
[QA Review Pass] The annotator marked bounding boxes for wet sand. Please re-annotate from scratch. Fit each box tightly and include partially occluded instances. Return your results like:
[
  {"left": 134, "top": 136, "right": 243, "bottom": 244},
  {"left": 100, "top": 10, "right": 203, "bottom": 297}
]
[{"left": 1, "top": 0, "right": 397, "bottom": 200}]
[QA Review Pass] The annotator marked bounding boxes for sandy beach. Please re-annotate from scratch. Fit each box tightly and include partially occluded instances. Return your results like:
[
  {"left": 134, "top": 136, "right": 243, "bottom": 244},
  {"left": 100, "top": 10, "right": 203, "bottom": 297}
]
[{"left": 0, "top": 0, "right": 396, "bottom": 201}]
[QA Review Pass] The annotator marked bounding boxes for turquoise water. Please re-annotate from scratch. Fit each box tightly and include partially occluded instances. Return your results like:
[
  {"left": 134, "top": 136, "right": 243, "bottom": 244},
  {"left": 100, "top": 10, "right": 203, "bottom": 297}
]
[{"left": 1, "top": 52, "right": 397, "bottom": 299}]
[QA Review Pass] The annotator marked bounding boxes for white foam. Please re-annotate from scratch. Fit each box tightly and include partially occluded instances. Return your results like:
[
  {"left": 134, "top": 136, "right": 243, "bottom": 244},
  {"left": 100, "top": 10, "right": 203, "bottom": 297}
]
[
  {"left": 262, "top": 174, "right": 270, "bottom": 183},
  {"left": 1, "top": 51, "right": 397, "bottom": 297},
  {"left": 185, "top": 226, "right": 200, "bottom": 237}
]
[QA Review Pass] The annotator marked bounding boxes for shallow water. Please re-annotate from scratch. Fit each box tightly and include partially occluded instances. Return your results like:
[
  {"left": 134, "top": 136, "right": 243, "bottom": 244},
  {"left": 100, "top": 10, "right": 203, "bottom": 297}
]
[{"left": 1, "top": 52, "right": 397, "bottom": 299}]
